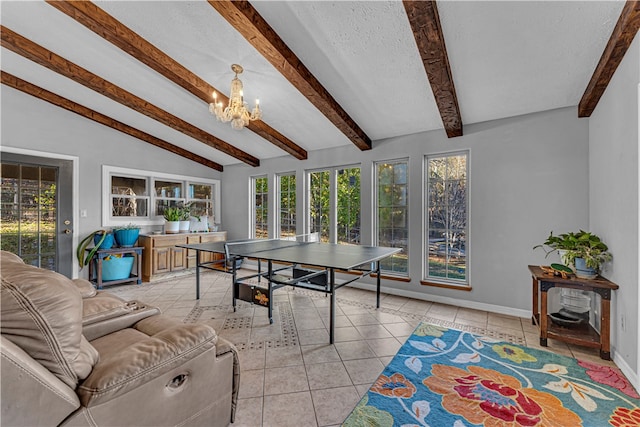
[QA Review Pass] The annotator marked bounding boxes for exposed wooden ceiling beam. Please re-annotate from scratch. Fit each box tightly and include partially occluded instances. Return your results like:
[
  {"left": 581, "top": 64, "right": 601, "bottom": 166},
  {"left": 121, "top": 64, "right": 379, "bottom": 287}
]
[
  {"left": 0, "top": 25, "right": 259, "bottom": 167},
  {"left": 579, "top": 1, "right": 640, "bottom": 117},
  {"left": 403, "top": 1, "right": 463, "bottom": 138},
  {"left": 2, "top": 71, "right": 224, "bottom": 171},
  {"left": 209, "top": 0, "right": 372, "bottom": 151},
  {"left": 45, "top": 0, "right": 307, "bottom": 160}
]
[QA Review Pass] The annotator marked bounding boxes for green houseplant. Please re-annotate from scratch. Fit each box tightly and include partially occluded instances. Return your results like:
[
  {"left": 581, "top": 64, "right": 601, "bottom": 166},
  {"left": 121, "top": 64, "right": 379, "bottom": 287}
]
[
  {"left": 163, "top": 206, "right": 181, "bottom": 234},
  {"left": 535, "top": 230, "right": 612, "bottom": 279},
  {"left": 77, "top": 229, "right": 111, "bottom": 268},
  {"left": 533, "top": 231, "right": 583, "bottom": 264},
  {"left": 563, "top": 231, "right": 612, "bottom": 279}
]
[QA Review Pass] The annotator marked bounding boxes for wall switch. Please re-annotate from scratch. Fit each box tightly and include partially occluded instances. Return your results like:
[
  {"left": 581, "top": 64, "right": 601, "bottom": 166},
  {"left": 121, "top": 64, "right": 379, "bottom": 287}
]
[
  {"left": 80, "top": 209, "right": 87, "bottom": 218},
  {"left": 621, "top": 314, "right": 626, "bottom": 332}
]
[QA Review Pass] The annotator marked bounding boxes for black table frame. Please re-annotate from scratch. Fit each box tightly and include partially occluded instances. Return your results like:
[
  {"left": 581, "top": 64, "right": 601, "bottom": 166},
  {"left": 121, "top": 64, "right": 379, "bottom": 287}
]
[{"left": 177, "top": 242, "right": 400, "bottom": 343}]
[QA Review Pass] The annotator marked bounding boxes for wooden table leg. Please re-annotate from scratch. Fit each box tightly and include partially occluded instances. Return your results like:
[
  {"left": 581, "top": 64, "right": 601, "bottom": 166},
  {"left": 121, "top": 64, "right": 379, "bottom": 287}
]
[
  {"left": 600, "top": 297, "right": 612, "bottom": 360},
  {"left": 540, "top": 289, "right": 548, "bottom": 347}
]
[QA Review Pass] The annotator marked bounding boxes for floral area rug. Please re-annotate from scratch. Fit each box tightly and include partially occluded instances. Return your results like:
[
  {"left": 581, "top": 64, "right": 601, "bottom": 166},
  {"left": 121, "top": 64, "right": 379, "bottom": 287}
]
[{"left": 343, "top": 323, "right": 640, "bottom": 427}]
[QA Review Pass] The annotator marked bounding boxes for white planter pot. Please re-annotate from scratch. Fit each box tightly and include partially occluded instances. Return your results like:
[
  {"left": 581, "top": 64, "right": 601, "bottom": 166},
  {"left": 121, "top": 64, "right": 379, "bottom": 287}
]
[
  {"left": 179, "top": 220, "right": 190, "bottom": 233},
  {"left": 164, "top": 220, "right": 180, "bottom": 234}
]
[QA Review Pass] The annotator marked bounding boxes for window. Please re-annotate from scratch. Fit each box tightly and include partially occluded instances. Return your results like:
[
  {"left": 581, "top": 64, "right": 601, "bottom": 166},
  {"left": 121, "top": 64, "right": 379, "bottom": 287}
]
[
  {"left": 111, "top": 175, "right": 149, "bottom": 218},
  {"left": 309, "top": 170, "right": 330, "bottom": 242},
  {"left": 277, "top": 173, "right": 296, "bottom": 239},
  {"left": 337, "top": 167, "right": 360, "bottom": 245},
  {"left": 424, "top": 152, "right": 468, "bottom": 285},
  {"left": 376, "top": 160, "right": 408, "bottom": 275},
  {"left": 103, "top": 166, "right": 220, "bottom": 227},
  {"left": 154, "top": 179, "right": 181, "bottom": 218},
  {"left": 307, "top": 165, "right": 360, "bottom": 244},
  {"left": 252, "top": 176, "right": 268, "bottom": 239}
]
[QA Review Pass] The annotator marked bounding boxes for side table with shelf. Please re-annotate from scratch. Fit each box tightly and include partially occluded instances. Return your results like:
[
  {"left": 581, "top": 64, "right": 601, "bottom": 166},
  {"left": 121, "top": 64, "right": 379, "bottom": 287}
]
[
  {"left": 88, "top": 247, "right": 143, "bottom": 289},
  {"left": 529, "top": 265, "right": 618, "bottom": 360}
]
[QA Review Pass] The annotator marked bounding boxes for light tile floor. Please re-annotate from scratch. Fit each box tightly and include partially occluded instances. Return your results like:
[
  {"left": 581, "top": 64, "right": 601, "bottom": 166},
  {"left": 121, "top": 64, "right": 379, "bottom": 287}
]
[{"left": 105, "top": 270, "right": 616, "bottom": 427}]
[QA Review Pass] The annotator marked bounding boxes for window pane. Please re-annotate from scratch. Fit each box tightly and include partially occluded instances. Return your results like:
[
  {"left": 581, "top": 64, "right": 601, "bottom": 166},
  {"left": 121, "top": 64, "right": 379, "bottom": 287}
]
[
  {"left": 425, "top": 153, "right": 468, "bottom": 283},
  {"left": 253, "top": 177, "right": 268, "bottom": 239},
  {"left": 154, "top": 180, "right": 182, "bottom": 198},
  {"left": 376, "top": 161, "right": 408, "bottom": 275},
  {"left": 337, "top": 168, "right": 360, "bottom": 245},
  {"left": 112, "top": 176, "right": 149, "bottom": 218},
  {"left": 309, "top": 171, "right": 330, "bottom": 243},
  {"left": 278, "top": 174, "right": 296, "bottom": 239}
]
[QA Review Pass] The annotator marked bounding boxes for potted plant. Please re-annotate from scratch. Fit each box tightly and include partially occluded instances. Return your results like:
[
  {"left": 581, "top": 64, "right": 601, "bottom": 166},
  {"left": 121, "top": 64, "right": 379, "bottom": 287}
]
[
  {"left": 113, "top": 223, "right": 141, "bottom": 247},
  {"left": 179, "top": 204, "right": 191, "bottom": 233},
  {"left": 563, "top": 231, "right": 612, "bottom": 279},
  {"left": 77, "top": 229, "right": 111, "bottom": 268},
  {"left": 163, "top": 206, "right": 181, "bottom": 234},
  {"left": 533, "top": 231, "right": 582, "bottom": 264}
]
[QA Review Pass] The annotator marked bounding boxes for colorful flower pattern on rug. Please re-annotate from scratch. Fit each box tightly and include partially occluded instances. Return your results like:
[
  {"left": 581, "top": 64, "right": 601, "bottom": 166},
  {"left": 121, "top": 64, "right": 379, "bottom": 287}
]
[{"left": 342, "top": 323, "right": 639, "bottom": 427}]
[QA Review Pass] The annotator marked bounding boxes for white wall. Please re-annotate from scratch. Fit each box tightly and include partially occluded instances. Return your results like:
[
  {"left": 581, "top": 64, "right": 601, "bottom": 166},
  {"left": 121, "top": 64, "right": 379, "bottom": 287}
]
[
  {"left": 588, "top": 33, "right": 639, "bottom": 383},
  {"left": 1, "top": 86, "right": 222, "bottom": 276},
  {"left": 222, "top": 106, "right": 589, "bottom": 317}
]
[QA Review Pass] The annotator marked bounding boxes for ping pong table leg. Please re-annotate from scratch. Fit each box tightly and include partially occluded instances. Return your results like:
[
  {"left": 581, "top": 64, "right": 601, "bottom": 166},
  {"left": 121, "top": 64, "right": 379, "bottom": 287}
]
[
  {"left": 267, "top": 260, "right": 273, "bottom": 324},
  {"left": 232, "top": 256, "right": 237, "bottom": 312},
  {"left": 329, "top": 269, "right": 336, "bottom": 344},
  {"left": 195, "top": 250, "right": 201, "bottom": 300},
  {"left": 376, "top": 260, "right": 381, "bottom": 308}
]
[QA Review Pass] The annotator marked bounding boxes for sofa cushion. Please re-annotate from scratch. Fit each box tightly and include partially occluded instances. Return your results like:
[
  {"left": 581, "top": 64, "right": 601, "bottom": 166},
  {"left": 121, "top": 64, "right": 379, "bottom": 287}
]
[{"left": 1, "top": 259, "right": 99, "bottom": 389}]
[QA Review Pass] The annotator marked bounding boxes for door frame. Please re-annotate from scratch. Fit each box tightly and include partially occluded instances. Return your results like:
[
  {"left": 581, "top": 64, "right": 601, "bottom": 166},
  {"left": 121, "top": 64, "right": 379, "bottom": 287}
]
[{"left": 2, "top": 146, "right": 80, "bottom": 278}]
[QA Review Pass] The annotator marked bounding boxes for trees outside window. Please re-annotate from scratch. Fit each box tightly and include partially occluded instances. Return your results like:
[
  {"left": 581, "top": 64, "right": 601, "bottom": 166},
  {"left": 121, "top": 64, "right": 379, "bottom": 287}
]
[
  {"left": 252, "top": 176, "right": 268, "bottom": 239},
  {"left": 425, "top": 152, "right": 468, "bottom": 285},
  {"left": 337, "top": 167, "right": 360, "bottom": 245},
  {"left": 308, "top": 166, "right": 360, "bottom": 244},
  {"left": 309, "top": 170, "right": 330, "bottom": 242},
  {"left": 278, "top": 173, "right": 296, "bottom": 239},
  {"left": 376, "top": 160, "right": 408, "bottom": 275}
]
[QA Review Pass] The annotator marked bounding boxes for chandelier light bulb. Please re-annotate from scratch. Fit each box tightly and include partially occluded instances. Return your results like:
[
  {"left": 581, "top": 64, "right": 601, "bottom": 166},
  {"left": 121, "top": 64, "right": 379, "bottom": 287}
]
[{"left": 209, "top": 64, "right": 262, "bottom": 130}]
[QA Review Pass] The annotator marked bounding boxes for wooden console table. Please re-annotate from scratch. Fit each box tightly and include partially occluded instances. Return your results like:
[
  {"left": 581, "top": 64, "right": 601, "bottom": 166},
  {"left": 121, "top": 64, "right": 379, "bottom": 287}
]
[
  {"left": 529, "top": 265, "right": 618, "bottom": 360},
  {"left": 88, "top": 247, "right": 143, "bottom": 289}
]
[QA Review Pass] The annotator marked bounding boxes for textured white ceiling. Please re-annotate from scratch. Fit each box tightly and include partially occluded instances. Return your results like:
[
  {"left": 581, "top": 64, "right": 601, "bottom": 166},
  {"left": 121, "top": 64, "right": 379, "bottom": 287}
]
[{"left": 0, "top": 1, "right": 625, "bottom": 167}]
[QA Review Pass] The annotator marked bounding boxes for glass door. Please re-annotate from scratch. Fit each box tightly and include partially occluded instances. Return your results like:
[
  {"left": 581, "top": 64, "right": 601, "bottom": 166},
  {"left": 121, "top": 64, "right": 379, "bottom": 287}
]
[{"left": 1, "top": 153, "right": 73, "bottom": 277}]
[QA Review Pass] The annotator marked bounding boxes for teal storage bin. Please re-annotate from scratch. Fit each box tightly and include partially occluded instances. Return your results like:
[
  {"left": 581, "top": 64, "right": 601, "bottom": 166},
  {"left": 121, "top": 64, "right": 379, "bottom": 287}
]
[{"left": 102, "top": 255, "right": 135, "bottom": 281}]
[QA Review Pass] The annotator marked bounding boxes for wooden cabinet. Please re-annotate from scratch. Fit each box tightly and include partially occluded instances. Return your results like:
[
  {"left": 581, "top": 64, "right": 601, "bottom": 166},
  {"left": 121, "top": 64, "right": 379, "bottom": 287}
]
[{"left": 140, "top": 232, "right": 226, "bottom": 282}]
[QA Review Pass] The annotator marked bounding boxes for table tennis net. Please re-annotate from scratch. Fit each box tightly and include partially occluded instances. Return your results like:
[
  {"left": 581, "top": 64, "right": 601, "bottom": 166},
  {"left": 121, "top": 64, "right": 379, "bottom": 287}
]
[{"left": 224, "top": 237, "right": 313, "bottom": 257}]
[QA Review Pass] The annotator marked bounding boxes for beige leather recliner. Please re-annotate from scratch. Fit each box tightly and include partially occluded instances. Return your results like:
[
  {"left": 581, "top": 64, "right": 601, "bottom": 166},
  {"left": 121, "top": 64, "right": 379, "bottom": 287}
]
[{"left": 1, "top": 251, "right": 239, "bottom": 427}]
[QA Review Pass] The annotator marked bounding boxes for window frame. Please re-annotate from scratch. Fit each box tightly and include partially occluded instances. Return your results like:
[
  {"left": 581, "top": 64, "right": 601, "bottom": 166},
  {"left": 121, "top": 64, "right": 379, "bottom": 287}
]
[
  {"left": 422, "top": 150, "right": 470, "bottom": 288},
  {"left": 102, "top": 165, "right": 220, "bottom": 228},
  {"left": 374, "top": 158, "right": 409, "bottom": 277}
]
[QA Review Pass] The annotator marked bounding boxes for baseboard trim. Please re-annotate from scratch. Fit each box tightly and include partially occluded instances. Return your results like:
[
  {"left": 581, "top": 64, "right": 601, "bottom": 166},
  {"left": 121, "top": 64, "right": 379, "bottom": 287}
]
[
  {"left": 347, "top": 281, "right": 531, "bottom": 319},
  {"left": 612, "top": 349, "right": 639, "bottom": 392}
]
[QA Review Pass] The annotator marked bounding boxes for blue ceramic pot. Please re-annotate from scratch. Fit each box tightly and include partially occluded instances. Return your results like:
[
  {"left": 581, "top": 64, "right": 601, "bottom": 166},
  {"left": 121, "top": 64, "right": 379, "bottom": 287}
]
[
  {"left": 93, "top": 232, "right": 114, "bottom": 250},
  {"left": 574, "top": 257, "right": 597, "bottom": 279},
  {"left": 114, "top": 228, "right": 140, "bottom": 248}
]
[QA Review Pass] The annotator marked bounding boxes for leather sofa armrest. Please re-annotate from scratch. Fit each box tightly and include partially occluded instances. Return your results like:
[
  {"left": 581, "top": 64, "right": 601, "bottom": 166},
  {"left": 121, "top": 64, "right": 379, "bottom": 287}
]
[
  {"left": 1, "top": 336, "right": 80, "bottom": 427},
  {"left": 72, "top": 279, "right": 97, "bottom": 298},
  {"left": 78, "top": 319, "right": 217, "bottom": 408},
  {"left": 82, "top": 290, "right": 161, "bottom": 341}
]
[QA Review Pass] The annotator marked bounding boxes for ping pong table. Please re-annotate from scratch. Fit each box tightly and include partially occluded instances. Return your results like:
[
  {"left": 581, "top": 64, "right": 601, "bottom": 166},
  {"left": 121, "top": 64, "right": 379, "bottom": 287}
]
[{"left": 177, "top": 238, "right": 401, "bottom": 343}]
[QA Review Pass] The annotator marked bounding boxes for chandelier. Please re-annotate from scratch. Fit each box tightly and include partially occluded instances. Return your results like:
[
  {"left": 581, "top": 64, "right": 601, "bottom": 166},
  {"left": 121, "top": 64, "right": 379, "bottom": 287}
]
[{"left": 209, "top": 64, "right": 262, "bottom": 130}]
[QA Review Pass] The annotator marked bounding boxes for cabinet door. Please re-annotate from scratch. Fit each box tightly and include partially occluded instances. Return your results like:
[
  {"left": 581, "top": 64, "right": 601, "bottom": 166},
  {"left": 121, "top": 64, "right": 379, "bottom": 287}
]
[
  {"left": 199, "top": 234, "right": 225, "bottom": 266},
  {"left": 171, "top": 247, "right": 187, "bottom": 271},
  {"left": 153, "top": 247, "right": 171, "bottom": 274}
]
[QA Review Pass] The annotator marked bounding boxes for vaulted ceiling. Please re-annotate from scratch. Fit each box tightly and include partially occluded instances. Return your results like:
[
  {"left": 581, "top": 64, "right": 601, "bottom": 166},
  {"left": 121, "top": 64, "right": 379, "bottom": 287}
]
[{"left": 2, "top": 1, "right": 638, "bottom": 171}]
